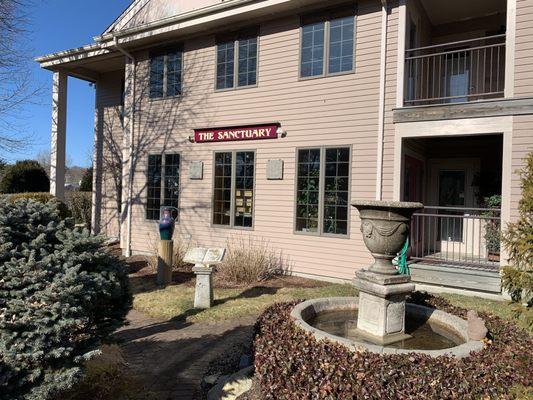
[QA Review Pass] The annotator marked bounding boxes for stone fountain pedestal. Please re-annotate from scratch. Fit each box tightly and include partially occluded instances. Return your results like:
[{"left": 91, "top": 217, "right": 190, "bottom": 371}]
[
  {"left": 354, "top": 271, "right": 415, "bottom": 345},
  {"left": 352, "top": 200, "right": 423, "bottom": 345}
]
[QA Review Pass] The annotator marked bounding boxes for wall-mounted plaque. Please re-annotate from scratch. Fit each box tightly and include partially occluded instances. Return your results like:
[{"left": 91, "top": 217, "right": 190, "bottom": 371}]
[
  {"left": 267, "top": 159, "right": 284, "bottom": 180},
  {"left": 193, "top": 123, "right": 280, "bottom": 143},
  {"left": 190, "top": 161, "right": 204, "bottom": 180}
]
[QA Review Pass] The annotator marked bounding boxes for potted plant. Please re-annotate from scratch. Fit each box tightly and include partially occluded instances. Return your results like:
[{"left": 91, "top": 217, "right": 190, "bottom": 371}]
[{"left": 483, "top": 195, "right": 501, "bottom": 262}]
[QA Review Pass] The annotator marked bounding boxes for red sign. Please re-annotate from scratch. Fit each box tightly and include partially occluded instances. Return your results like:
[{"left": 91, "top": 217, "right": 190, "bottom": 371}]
[{"left": 194, "top": 123, "right": 280, "bottom": 143}]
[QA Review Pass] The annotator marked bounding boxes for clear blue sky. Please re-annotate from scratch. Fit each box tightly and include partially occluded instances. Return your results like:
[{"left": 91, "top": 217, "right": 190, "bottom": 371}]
[{"left": 11, "top": 0, "right": 132, "bottom": 167}]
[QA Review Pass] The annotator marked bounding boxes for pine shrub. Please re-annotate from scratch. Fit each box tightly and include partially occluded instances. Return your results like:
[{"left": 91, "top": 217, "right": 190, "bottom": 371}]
[
  {"left": 502, "top": 152, "right": 533, "bottom": 305},
  {"left": 0, "top": 199, "right": 131, "bottom": 400}
]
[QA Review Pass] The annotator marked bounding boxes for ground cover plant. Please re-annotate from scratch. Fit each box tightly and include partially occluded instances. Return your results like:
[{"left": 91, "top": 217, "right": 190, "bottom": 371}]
[
  {"left": 0, "top": 199, "right": 131, "bottom": 400},
  {"left": 253, "top": 295, "right": 532, "bottom": 400}
]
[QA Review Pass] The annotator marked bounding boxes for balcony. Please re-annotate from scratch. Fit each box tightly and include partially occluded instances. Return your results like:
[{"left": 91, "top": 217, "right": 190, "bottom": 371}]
[{"left": 404, "top": 35, "right": 506, "bottom": 107}]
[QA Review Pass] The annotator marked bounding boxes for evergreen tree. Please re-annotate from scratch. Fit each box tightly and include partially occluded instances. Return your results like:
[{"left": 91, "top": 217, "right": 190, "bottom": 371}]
[
  {"left": 79, "top": 167, "right": 93, "bottom": 192},
  {"left": 0, "top": 160, "right": 50, "bottom": 194},
  {"left": 0, "top": 199, "right": 131, "bottom": 400},
  {"left": 502, "top": 152, "right": 533, "bottom": 304}
]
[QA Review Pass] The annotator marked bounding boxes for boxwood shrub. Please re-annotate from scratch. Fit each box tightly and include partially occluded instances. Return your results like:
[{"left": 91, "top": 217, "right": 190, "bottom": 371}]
[{"left": 254, "top": 295, "right": 532, "bottom": 400}]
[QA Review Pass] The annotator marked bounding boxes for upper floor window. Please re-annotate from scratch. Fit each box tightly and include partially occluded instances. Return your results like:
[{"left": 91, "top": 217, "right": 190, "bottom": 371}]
[
  {"left": 300, "top": 12, "right": 355, "bottom": 78},
  {"left": 150, "top": 48, "right": 183, "bottom": 99},
  {"left": 216, "top": 29, "right": 258, "bottom": 90},
  {"left": 146, "top": 153, "right": 181, "bottom": 220}
]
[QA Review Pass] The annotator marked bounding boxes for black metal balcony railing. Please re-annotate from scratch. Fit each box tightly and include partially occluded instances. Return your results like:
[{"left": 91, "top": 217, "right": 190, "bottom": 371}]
[
  {"left": 404, "top": 35, "right": 506, "bottom": 106},
  {"left": 410, "top": 206, "right": 501, "bottom": 270}
]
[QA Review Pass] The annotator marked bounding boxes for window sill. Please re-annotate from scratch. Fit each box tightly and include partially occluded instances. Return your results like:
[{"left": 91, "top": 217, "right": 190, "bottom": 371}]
[
  {"left": 214, "top": 83, "right": 259, "bottom": 93},
  {"left": 298, "top": 69, "right": 355, "bottom": 82},
  {"left": 294, "top": 230, "right": 350, "bottom": 239},
  {"left": 148, "top": 94, "right": 182, "bottom": 102}
]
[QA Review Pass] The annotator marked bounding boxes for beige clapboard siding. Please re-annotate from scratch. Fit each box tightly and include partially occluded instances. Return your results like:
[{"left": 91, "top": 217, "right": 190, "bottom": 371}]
[
  {"left": 122, "top": 1, "right": 389, "bottom": 279},
  {"left": 511, "top": 1, "right": 533, "bottom": 221},
  {"left": 95, "top": 71, "right": 123, "bottom": 239}
]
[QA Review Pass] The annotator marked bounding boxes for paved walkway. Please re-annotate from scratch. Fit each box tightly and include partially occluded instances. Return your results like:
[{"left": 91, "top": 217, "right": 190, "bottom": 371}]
[{"left": 115, "top": 310, "right": 256, "bottom": 400}]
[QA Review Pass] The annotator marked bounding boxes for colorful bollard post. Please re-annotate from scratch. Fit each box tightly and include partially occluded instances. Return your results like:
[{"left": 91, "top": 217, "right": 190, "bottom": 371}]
[{"left": 157, "top": 208, "right": 175, "bottom": 286}]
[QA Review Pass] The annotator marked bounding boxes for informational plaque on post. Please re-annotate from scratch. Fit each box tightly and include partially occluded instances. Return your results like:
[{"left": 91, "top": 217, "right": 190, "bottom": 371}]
[{"left": 184, "top": 247, "right": 226, "bottom": 265}]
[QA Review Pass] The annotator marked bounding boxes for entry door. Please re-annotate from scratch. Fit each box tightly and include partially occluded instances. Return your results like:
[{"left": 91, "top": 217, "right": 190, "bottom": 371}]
[
  {"left": 403, "top": 155, "right": 424, "bottom": 202},
  {"left": 428, "top": 159, "right": 479, "bottom": 258},
  {"left": 446, "top": 51, "right": 470, "bottom": 103}
]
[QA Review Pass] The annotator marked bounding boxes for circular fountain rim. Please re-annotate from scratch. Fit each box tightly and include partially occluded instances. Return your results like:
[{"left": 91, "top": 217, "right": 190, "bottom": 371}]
[{"left": 290, "top": 297, "right": 484, "bottom": 358}]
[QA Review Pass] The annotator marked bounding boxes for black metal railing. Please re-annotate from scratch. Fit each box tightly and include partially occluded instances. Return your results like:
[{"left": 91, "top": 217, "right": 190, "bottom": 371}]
[
  {"left": 410, "top": 206, "right": 501, "bottom": 270},
  {"left": 404, "top": 35, "right": 506, "bottom": 106}
]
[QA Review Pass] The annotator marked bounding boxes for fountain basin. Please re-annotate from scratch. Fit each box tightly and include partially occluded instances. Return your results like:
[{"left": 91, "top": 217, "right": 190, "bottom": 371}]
[{"left": 291, "top": 297, "right": 484, "bottom": 358}]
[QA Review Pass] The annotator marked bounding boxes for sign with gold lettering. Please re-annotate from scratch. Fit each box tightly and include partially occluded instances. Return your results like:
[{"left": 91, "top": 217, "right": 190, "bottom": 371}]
[{"left": 194, "top": 123, "right": 280, "bottom": 143}]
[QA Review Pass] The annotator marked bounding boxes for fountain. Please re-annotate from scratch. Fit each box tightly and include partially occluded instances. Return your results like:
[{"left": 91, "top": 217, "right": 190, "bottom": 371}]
[{"left": 291, "top": 200, "right": 486, "bottom": 357}]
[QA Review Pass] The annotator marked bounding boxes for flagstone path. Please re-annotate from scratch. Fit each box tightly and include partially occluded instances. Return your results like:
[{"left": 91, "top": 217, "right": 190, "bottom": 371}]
[{"left": 115, "top": 310, "right": 256, "bottom": 400}]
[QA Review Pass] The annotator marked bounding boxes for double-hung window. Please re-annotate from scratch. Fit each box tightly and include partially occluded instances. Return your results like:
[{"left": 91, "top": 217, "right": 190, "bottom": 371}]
[
  {"left": 216, "top": 29, "right": 258, "bottom": 90},
  {"left": 300, "top": 10, "right": 356, "bottom": 78},
  {"left": 146, "top": 154, "right": 181, "bottom": 220},
  {"left": 296, "top": 147, "right": 351, "bottom": 236},
  {"left": 213, "top": 151, "right": 255, "bottom": 228},
  {"left": 149, "top": 48, "right": 183, "bottom": 99}
]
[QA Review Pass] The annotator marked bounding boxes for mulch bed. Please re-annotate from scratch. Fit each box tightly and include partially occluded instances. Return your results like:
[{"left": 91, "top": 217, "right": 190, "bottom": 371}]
[{"left": 251, "top": 293, "right": 533, "bottom": 400}]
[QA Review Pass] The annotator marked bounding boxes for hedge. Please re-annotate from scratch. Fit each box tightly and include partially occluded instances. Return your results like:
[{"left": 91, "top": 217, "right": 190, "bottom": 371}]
[{"left": 253, "top": 294, "right": 532, "bottom": 400}]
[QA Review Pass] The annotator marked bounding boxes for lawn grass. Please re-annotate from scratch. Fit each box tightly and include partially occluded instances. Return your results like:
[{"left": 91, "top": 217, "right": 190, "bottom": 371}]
[
  {"left": 439, "top": 293, "right": 532, "bottom": 333},
  {"left": 133, "top": 282, "right": 357, "bottom": 323}
]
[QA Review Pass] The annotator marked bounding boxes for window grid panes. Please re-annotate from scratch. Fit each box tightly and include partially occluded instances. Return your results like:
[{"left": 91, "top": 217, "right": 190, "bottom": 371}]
[
  {"left": 216, "top": 42, "right": 235, "bottom": 90},
  {"left": 147, "top": 155, "right": 162, "bottom": 220},
  {"left": 234, "top": 152, "right": 255, "bottom": 228},
  {"left": 163, "top": 154, "right": 180, "bottom": 214},
  {"left": 324, "top": 148, "right": 350, "bottom": 235},
  {"left": 149, "top": 55, "right": 165, "bottom": 99},
  {"left": 296, "top": 147, "right": 350, "bottom": 236},
  {"left": 296, "top": 149, "right": 321, "bottom": 233},
  {"left": 300, "top": 22, "right": 325, "bottom": 78},
  {"left": 213, "top": 152, "right": 233, "bottom": 226},
  {"left": 149, "top": 50, "right": 183, "bottom": 99},
  {"left": 166, "top": 51, "right": 183, "bottom": 97},
  {"left": 238, "top": 37, "right": 258, "bottom": 87},
  {"left": 300, "top": 15, "right": 355, "bottom": 78},
  {"left": 146, "top": 154, "right": 180, "bottom": 221},
  {"left": 213, "top": 151, "right": 255, "bottom": 228},
  {"left": 328, "top": 17, "right": 355, "bottom": 74}
]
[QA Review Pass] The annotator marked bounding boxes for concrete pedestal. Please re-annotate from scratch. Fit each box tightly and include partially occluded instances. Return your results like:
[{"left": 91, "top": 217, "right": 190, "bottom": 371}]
[
  {"left": 157, "top": 240, "right": 173, "bottom": 286},
  {"left": 193, "top": 265, "right": 215, "bottom": 309},
  {"left": 353, "top": 270, "right": 415, "bottom": 345}
]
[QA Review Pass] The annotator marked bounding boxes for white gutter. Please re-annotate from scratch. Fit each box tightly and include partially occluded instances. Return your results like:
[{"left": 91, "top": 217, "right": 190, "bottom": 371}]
[
  {"left": 114, "top": 37, "right": 136, "bottom": 258},
  {"left": 375, "top": 0, "right": 388, "bottom": 201}
]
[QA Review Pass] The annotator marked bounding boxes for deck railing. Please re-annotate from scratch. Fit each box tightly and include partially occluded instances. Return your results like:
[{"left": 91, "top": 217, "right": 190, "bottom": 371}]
[
  {"left": 410, "top": 206, "right": 501, "bottom": 270},
  {"left": 404, "top": 35, "right": 506, "bottom": 106}
]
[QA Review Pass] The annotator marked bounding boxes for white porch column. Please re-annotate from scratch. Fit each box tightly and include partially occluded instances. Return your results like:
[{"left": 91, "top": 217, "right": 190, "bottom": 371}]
[{"left": 50, "top": 71, "right": 68, "bottom": 201}]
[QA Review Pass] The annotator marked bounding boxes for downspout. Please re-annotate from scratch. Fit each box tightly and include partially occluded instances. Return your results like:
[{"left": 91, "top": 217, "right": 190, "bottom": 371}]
[
  {"left": 376, "top": 0, "right": 388, "bottom": 200},
  {"left": 114, "top": 37, "right": 135, "bottom": 257}
]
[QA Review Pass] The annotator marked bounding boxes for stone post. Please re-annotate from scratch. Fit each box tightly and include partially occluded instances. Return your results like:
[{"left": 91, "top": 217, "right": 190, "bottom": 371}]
[
  {"left": 193, "top": 265, "right": 215, "bottom": 309},
  {"left": 50, "top": 71, "right": 68, "bottom": 201},
  {"left": 157, "top": 240, "right": 173, "bottom": 286}
]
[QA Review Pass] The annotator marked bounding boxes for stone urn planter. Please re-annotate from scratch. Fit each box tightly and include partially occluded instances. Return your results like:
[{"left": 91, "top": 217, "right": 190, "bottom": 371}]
[
  {"left": 351, "top": 200, "right": 423, "bottom": 345},
  {"left": 352, "top": 200, "right": 423, "bottom": 275}
]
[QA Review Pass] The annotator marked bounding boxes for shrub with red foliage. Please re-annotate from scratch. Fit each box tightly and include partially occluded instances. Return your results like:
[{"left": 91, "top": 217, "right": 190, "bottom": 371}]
[{"left": 253, "top": 294, "right": 532, "bottom": 400}]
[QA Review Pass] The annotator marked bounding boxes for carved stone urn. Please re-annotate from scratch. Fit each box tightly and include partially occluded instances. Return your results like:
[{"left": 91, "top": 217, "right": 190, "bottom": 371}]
[
  {"left": 351, "top": 200, "right": 423, "bottom": 345},
  {"left": 352, "top": 200, "right": 423, "bottom": 275}
]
